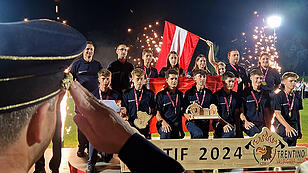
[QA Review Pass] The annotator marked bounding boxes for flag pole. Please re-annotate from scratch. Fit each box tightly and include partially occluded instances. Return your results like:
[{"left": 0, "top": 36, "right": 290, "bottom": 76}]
[
  {"left": 199, "top": 37, "right": 208, "bottom": 43},
  {"left": 167, "top": 21, "right": 209, "bottom": 43}
]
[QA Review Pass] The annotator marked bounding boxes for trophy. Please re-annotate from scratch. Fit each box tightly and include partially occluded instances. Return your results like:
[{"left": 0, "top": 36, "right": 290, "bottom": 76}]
[{"left": 185, "top": 103, "right": 218, "bottom": 119}]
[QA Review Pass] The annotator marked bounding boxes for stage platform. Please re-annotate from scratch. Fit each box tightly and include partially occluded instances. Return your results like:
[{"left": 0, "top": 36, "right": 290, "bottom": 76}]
[
  {"left": 29, "top": 144, "right": 308, "bottom": 173},
  {"left": 28, "top": 147, "right": 306, "bottom": 173}
]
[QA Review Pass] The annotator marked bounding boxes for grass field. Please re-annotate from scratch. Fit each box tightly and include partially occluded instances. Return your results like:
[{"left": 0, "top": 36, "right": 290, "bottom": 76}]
[
  {"left": 298, "top": 98, "right": 308, "bottom": 144},
  {"left": 57, "top": 95, "right": 308, "bottom": 148}
]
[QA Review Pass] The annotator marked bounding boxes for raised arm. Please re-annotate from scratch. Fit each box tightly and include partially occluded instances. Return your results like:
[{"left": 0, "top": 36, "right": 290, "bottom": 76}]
[{"left": 206, "top": 40, "right": 218, "bottom": 70}]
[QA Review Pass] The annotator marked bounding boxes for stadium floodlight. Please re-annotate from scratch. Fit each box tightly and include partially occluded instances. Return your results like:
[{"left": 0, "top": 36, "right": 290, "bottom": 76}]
[{"left": 267, "top": 16, "right": 282, "bottom": 28}]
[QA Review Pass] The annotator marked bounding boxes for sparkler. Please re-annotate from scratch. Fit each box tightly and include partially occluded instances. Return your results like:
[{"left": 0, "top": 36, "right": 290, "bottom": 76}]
[
  {"left": 60, "top": 91, "right": 68, "bottom": 141},
  {"left": 59, "top": 67, "right": 70, "bottom": 142}
]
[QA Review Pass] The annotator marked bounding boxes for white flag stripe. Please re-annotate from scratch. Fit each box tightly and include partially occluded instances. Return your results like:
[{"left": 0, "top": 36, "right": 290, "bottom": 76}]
[{"left": 170, "top": 26, "right": 187, "bottom": 58}]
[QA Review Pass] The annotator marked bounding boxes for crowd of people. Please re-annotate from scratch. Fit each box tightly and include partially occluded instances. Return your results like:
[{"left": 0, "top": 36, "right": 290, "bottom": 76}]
[
  {"left": 0, "top": 19, "right": 304, "bottom": 173},
  {"left": 67, "top": 40, "right": 303, "bottom": 173},
  {"left": 1, "top": 19, "right": 186, "bottom": 173},
  {"left": 295, "top": 79, "right": 308, "bottom": 99}
]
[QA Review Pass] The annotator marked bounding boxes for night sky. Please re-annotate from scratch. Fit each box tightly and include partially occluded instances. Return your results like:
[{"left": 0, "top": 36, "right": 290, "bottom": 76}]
[{"left": 1, "top": 0, "right": 308, "bottom": 74}]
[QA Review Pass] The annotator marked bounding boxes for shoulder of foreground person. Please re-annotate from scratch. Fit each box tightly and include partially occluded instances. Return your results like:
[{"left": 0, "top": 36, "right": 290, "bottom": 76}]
[{"left": 118, "top": 133, "right": 185, "bottom": 172}]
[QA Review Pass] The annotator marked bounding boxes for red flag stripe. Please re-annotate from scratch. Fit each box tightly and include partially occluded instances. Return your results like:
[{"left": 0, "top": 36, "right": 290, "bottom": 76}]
[
  {"left": 156, "top": 21, "right": 176, "bottom": 72},
  {"left": 179, "top": 31, "right": 199, "bottom": 73},
  {"left": 156, "top": 21, "right": 200, "bottom": 74}
]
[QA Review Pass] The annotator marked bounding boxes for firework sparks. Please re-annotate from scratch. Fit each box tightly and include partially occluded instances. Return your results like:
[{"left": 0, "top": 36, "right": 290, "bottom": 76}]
[
  {"left": 130, "top": 21, "right": 163, "bottom": 67},
  {"left": 240, "top": 11, "right": 281, "bottom": 72}
]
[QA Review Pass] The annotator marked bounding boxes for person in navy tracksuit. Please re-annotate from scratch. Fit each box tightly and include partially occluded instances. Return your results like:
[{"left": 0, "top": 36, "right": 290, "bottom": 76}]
[
  {"left": 70, "top": 41, "right": 103, "bottom": 157},
  {"left": 273, "top": 72, "right": 303, "bottom": 146},
  {"left": 240, "top": 69, "right": 271, "bottom": 137},
  {"left": 156, "top": 69, "right": 184, "bottom": 139},
  {"left": 87, "top": 69, "right": 120, "bottom": 173},
  {"left": 107, "top": 44, "right": 134, "bottom": 94},
  {"left": 121, "top": 68, "right": 156, "bottom": 139},
  {"left": 138, "top": 49, "right": 158, "bottom": 78},
  {"left": 212, "top": 71, "right": 242, "bottom": 138},
  {"left": 251, "top": 52, "right": 281, "bottom": 128},
  {"left": 183, "top": 69, "right": 213, "bottom": 138},
  {"left": 224, "top": 49, "right": 249, "bottom": 93}
]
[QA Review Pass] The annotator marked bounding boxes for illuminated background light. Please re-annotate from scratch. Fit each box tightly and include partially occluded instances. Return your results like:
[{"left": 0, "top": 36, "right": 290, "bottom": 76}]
[{"left": 267, "top": 15, "right": 282, "bottom": 28}]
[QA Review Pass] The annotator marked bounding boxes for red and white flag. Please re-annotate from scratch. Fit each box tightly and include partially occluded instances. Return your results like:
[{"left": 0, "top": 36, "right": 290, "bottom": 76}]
[{"left": 156, "top": 21, "right": 200, "bottom": 73}]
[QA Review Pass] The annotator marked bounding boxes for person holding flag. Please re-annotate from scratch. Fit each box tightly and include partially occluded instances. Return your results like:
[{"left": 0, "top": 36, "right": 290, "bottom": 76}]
[
  {"left": 240, "top": 69, "right": 271, "bottom": 137},
  {"left": 273, "top": 72, "right": 302, "bottom": 146},
  {"left": 121, "top": 68, "right": 156, "bottom": 139},
  {"left": 183, "top": 69, "right": 213, "bottom": 138},
  {"left": 187, "top": 37, "right": 214, "bottom": 77},
  {"left": 206, "top": 40, "right": 228, "bottom": 76},
  {"left": 187, "top": 39, "right": 214, "bottom": 77},
  {"left": 187, "top": 54, "right": 212, "bottom": 77}
]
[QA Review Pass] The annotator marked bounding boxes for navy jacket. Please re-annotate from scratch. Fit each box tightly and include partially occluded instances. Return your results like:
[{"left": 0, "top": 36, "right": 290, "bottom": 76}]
[
  {"left": 92, "top": 88, "right": 121, "bottom": 101},
  {"left": 138, "top": 65, "right": 158, "bottom": 78},
  {"left": 156, "top": 88, "right": 184, "bottom": 124},
  {"left": 241, "top": 87, "right": 271, "bottom": 127},
  {"left": 259, "top": 67, "right": 281, "bottom": 92},
  {"left": 212, "top": 88, "right": 242, "bottom": 125},
  {"left": 183, "top": 86, "right": 213, "bottom": 110},
  {"left": 70, "top": 58, "right": 102, "bottom": 92},
  {"left": 107, "top": 60, "right": 134, "bottom": 93},
  {"left": 122, "top": 86, "right": 156, "bottom": 127},
  {"left": 225, "top": 63, "right": 249, "bottom": 92},
  {"left": 273, "top": 90, "right": 303, "bottom": 126}
]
